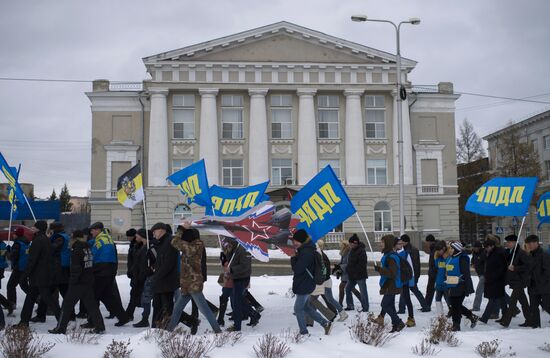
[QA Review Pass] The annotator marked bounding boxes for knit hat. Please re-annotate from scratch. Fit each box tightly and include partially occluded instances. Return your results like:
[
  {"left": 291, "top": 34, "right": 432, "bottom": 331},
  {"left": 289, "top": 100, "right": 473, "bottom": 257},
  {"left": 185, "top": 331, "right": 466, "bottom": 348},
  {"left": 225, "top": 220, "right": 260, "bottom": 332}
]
[
  {"left": 525, "top": 235, "right": 539, "bottom": 244},
  {"left": 292, "top": 229, "right": 309, "bottom": 243},
  {"left": 400, "top": 234, "right": 411, "bottom": 243},
  {"left": 348, "top": 234, "right": 360, "bottom": 244},
  {"left": 450, "top": 241, "right": 463, "bottom": 253},
  {"left": 15, "top": 227, "right": 25, "bottom": 237},
  {"left": 504, "top": 235, "right": 518, "bottom": 242},
  {"left": 126, "top": 228, "right": 137, "bottom": 237},
  {"left": 33, "top": 220, "right": 48, "bottom": 233},
  {"left": 136, "top": 229, "right": 147, "bottom": 239},
  {"left": 89, "top": 222, "right": 104, "bottom": 230},
  {"left": 150, "top": 222, "right": 166, "bottom": 232}
]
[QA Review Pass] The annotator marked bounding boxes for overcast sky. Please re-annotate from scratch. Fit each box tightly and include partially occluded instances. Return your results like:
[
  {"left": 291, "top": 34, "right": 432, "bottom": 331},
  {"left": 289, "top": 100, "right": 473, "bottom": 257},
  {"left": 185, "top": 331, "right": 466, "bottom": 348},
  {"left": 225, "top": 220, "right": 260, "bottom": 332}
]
[{"left": 1, "top": 0, "right": 549, "bottom": 197}]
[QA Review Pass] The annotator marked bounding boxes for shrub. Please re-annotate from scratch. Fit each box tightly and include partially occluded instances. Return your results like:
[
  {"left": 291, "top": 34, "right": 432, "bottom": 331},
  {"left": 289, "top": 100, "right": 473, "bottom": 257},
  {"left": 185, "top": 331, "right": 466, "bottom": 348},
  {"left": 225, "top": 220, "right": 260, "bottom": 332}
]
[
  {"left": 279, "top": 328, "right": 306, "bottom": 344},
  {"left": 253, "top": 333, "right": 291, "bottom": 358},
  {"left": 63, "top": 324, "right": 100, "bottom": 345},
  {"left": 426, "top": 316, "right": 459, "bottom": 346},
  {"left": 474, "top": 339, "right": 516, "bottom": 358},
  {"left": 212, "top": 331, "right": 243, "bottom": 348},
  {"left": 157, "top": 329, "right": 213, "bottom": 358},
  {"left": 349, "top": 312, "right": 397, "bottom": 347},
  {"left": 0, "top": 325, "right": 55, "bottom": 358},
  {"left": 412, "top": 338, "right": 441, "bottom": 356},
  {"left": 103, "top": 339, "right": 132, "bottom": 358}
]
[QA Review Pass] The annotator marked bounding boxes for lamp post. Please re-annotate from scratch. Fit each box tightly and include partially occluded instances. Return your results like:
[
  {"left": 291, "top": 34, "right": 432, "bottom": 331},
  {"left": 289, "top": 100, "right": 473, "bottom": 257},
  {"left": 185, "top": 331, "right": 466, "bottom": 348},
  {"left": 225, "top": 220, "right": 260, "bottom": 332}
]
[{"left": 351, "top": 15, "right": 420, "bottom": 236}]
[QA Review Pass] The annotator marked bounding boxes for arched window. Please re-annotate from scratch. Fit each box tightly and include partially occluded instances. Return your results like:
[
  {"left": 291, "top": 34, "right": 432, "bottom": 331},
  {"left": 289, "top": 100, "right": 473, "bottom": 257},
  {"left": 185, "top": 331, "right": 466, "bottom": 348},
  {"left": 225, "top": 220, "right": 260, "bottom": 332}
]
[
  {"left": 374, "top": 201, "right": 392, "bottom": 232},
  {"left": 173, "top": 204, "right": 192, "bottom": 228}
]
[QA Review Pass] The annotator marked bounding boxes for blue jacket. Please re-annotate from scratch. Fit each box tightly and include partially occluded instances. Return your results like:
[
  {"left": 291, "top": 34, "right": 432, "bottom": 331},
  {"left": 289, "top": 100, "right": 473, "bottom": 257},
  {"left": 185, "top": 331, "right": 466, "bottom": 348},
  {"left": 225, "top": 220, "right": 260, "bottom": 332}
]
[
  {"left": 15, "top": 239, "right": 30, "bottom": 271},
  {"left": 445, "top": 252, "right": 474, "bottom": 297},
  {"left": 51, "top": 232, "right": 71, "bottom": 268},
  {"left": 0, "top": 241, "right": 8, "bottom": 270},
  {"left": 434, "top": 257, "right": 447, "bottom": 291},
  {"left": 91, "top": 230, "right": 117, "bottom": 264},
  {"left": 379, "top": 252, "right": 402, "bottom": 289},
  {"left": 291, "top": 240, "right": 316, "bottom": 295}
]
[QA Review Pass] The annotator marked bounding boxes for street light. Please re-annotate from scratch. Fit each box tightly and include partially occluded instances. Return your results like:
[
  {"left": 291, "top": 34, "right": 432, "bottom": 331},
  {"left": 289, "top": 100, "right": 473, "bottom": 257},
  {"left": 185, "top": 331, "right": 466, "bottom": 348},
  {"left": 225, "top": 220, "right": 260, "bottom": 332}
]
[{"left": 351, "top": 14, "right": 420, "bottom": 236}]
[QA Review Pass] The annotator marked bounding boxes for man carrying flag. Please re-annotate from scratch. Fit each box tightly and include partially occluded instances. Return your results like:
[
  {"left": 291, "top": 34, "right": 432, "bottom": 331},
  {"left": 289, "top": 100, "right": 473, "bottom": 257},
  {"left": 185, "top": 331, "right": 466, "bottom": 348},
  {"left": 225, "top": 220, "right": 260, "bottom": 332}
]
[{"left": 117, "top": 163, "right": 145, "bottom": 209}]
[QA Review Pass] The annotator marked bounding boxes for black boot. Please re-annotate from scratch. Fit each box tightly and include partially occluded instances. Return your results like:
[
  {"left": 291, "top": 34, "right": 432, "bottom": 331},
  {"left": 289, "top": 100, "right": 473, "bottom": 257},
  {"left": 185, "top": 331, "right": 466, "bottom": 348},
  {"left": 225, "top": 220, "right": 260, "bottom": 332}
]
[
  {"left": 133, "top": 319, "right": 149, "bottom": 328},
  {"left": 217, "top": 295, "right": 228, "bottom": 327}
]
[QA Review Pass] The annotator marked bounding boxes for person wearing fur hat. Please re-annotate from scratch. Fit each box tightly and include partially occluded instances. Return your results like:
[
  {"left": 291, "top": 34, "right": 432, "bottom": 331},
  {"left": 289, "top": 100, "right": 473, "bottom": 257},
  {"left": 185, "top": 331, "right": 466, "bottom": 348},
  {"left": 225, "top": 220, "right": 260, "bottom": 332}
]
[
  {"left": 524, "top": 235, "right": 550, "bottom": 328},
  {"left": 479, "top": 235, "right": 508, "bottom": 324},
  {"left": 291, "top": 229, "right": 333, "bottom": 336},
  {"left": 445, "top": 241, "right": 478, "bottom": 331},
  {"left": 6, "top": 227, "right": 28, "bottom": 314},
  {"left": 345, "top": 234, "right": 369, "bottom": 312},
  {"left": 125, "top": 228, "right": 144, "bottom": 321},
  {"left": 17, "top": 221, "right": 60, "bottom": 327}
]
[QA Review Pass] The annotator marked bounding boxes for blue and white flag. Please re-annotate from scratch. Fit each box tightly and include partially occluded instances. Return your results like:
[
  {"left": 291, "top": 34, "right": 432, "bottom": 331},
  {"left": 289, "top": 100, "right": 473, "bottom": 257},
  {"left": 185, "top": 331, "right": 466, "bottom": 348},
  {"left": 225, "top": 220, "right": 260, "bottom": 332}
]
[
  {"left": 7, "top": 165, "right": 20, "bottom": 219},
  {"left": 0, "top": 152, "right": 27, "bottom": 207},
  {"left": 465, "top": 177, "right": 538, "bottom": 217},
  {"left": 205, "top": 181, "right": 270, "bottom": 217},
  {"left": 167, "top": 159, "right": 212, "bottom": 207},
  {"left": 290, "top": 165, "right": 356, "bottom": 242},
  {"left": 536, "top": 191, "right": 550, "bottom": 229}
]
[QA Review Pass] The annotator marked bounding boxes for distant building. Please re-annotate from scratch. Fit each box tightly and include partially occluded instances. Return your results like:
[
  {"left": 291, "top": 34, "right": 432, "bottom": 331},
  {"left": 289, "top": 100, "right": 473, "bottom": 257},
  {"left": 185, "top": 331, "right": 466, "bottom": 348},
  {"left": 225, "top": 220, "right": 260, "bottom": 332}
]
[
  {"left": 86, "top": 21, "right": 461, "bottom": 240},
  {"left": 69, "top": 196, "right": 89, "bottom": 214}
]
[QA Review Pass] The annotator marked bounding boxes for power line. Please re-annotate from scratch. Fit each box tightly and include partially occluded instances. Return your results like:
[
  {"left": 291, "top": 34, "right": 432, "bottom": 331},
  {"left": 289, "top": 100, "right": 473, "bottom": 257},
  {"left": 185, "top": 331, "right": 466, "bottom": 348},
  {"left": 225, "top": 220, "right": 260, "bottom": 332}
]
[
  {"left": 0, "top": 77, "right": 92, "bottom": 83},
  {"left": 456, "top": 92, "right": 550, "bottom": 112},
  {"left": 414, "top": 85, "right": 550, "bottom": 105}
]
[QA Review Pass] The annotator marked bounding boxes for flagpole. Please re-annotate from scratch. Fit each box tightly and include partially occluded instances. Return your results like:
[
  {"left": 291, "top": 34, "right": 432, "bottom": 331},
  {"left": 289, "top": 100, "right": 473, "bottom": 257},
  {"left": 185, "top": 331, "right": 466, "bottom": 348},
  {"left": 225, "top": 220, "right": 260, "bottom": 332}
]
[
  {"left": 355, "top": 212, "right": 374, "bottom": 254},
  {"left": 22, "top": 193, "right": 36, "bottom": 223},
  {"left": 509, "top": 215, "right": 526, "bottom": 267},
  {"left": 142, "top": 192, "right": 150, "bottom": 250},
  {"left": 7, "top": 201, "right": 14, "bottom": 245}
]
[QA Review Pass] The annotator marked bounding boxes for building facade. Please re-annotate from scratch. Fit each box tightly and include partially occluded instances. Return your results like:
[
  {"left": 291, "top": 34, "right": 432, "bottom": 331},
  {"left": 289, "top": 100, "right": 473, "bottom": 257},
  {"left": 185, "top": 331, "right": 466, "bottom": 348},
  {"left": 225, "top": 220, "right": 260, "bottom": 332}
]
[
  {"left": 484, "top": 108, "right": 550, "bottom": 242},
  {"left": 87, "top": 22, "right": 460, "bottom": 241}
]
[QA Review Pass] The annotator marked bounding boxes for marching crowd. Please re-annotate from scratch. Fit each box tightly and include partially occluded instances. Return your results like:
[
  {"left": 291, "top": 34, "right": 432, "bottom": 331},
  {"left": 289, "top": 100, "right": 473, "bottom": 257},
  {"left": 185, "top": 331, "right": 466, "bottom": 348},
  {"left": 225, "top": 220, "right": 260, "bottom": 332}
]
[{"left": 0, "top": 220, "right": 549, "bottom": 338}]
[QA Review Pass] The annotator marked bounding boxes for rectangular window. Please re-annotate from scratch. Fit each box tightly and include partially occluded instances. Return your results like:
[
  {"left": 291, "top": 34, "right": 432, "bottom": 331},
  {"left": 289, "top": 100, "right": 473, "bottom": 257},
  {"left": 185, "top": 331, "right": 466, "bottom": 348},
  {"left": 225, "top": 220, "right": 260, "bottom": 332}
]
[
  {"left": 172, "top": 159, "right": 193, "bottom": 174},
  {"left": 317, "top": 95, "right": 339, "bottom": 139},
  {"left": 365, "top": 95, "right": 386, "bottom": 139},
  {"left": 221, "top": 95, "right": 244, "bottom": 139},
  {"left": 222, "top": 159, "right": 244, "bottom": 186},
  {"left": 271, "top": 95, "right": 292, "bottom": 139},
  {"left": 172, "top": 94, "right": 195, "bottom": 139},
  {"left": 544, "top": 135, "right": 550, "bottom": 150},
  {"left": 367, "top": 159, "right": 387, "bottom": 185},
  {"left": 271, "top": 159, "right": 293, "bottom": 186},
  {"left": 319, "top": 159, "right": 340, "bottom": 179},
  {"left": 531, "top": 138, "right": 538, "bottom": 152}
]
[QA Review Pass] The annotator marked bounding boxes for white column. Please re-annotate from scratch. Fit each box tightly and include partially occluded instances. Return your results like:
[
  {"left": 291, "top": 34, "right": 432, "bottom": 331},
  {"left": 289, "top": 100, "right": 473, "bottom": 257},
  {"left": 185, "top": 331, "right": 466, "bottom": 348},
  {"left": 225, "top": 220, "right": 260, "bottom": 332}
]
[
  {"left": 344, "top": 89, "right": 366, "bottom": 185},
  {"left": 199, "top": 88, "right": 220, "bottom": 185},
  {"left": 392, "top": 91, "right": 413, "bottom": 185},
  {"left": 297, "top": 88, "right": 318, "bottom": 184},
  {"left": 248, "top": 88, "right": 269, "bottom": 184},
  {"left": 148, "top": 88, "right": 169, "bottom": 186}
]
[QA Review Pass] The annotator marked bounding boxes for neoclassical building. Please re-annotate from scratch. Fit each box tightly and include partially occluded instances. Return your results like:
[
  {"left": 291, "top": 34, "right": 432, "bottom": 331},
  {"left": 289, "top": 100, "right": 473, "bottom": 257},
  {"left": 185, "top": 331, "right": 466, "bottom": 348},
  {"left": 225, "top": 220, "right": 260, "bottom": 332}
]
[{"left": 87, "top": 21, "right": 460, "bottom": 242}]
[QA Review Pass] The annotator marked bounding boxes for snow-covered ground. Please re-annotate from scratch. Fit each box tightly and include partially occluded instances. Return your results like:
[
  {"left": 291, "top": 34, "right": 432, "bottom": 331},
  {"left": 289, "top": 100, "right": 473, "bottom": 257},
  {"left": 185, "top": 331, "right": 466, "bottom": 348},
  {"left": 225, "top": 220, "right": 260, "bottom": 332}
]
[{"left": 4, "top": 271, "right": 549, "bottom": 357}]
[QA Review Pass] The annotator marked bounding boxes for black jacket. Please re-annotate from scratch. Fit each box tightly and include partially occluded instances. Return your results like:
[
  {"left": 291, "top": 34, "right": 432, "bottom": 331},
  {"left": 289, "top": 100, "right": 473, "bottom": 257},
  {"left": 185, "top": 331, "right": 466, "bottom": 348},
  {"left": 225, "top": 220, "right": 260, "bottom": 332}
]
[
  {"left": 483, "top": 247, "right": 507, "bottom": 299},
  {"left": 152, "top": 233, "right": 179, "bottom": 293},
  {"left": 128, "top": 241, "right": 144, "bottom": 281},
  {"left": 69, "top": 239, "right": 94, "bottom": 285},
  {"left": 346, "top": 242, "right": 368, "bottom": 281},
  {"left": 322, "top": 251, "right": 331, "bottom": 281},
  {"left": 471, "top": 250, "right": 486, "bottom": 276},
  {"left": 505, "top": 246, "right": 531, "bottom": 289},
  {"left": 405, "top": 243, "right": 421, "bottom": 282},
  {"left": 25, "top": 231, "right": 54, "bottom": 287},
  {"left": 528, "top": 247, "right": 550, "bottom": 295},
  {"left": 127, "top": 239, "right": 138, "bottom": 279},
  {"left": 448, "top": 253, "right": 475, "bottom": 297},
  {"left": 230, "top": 244, "right": 252, "bottom": 280},
  {"left": 51, "top": 232, "right": 69, "bottom": 284},
  {"left": 291, "top": 240, "right": 316, "bottom": 295},
  {"left": 428, "top": 243, "right": 437, "bottom": 277}
]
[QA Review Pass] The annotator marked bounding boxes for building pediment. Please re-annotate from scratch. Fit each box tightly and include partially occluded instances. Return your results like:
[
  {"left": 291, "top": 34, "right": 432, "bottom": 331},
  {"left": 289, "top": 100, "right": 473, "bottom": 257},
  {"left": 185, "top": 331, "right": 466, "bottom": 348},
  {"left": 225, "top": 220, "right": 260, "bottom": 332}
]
[{"left": 143, "top": 21, "right": 416, "bottom": 69}]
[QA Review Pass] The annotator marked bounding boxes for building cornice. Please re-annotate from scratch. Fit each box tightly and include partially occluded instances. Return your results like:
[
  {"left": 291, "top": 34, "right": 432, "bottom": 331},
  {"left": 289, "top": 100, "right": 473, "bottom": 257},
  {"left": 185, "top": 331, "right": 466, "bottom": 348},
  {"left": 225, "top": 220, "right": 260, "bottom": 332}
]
[{"left": 483, "top": 108, "right": 550, "bottom": 141}]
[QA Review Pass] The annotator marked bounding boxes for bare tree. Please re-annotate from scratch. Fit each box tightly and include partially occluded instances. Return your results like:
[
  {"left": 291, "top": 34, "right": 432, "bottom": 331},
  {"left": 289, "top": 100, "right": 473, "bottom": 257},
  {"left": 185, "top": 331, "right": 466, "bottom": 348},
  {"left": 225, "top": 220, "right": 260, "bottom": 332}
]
[
  {"left": 456, "top": 119, "right": 486, "bottom": 164},
  {"left": 496, "top": 126, "right": 541, "bottom": 178}
]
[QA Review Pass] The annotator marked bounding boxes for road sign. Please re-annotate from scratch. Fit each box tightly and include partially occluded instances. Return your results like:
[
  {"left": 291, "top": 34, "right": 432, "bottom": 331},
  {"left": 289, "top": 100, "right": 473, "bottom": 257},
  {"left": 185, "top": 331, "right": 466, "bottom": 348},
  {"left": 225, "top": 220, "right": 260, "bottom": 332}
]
[{"left": 496, "top": 226, "right": 504, "bottom": 235}]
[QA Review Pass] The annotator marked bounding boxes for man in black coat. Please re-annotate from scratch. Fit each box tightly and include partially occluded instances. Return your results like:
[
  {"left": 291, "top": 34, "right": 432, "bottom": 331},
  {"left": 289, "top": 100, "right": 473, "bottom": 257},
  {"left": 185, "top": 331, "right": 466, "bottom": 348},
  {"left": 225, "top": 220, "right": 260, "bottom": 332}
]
[
  {"left": 399, "top": 235, "right": 430, "bottom": 313},
  {"left": 424, "top": 234, "right": 437, "bottom": 308},
  {"left": 471, "top": 240, "right": 486, "bottom": 311},
  {"left": 49, "top": 230, "right": 105, "bottom": 334},
  {"left": 125, "top": 228, "right": 141, "bottom": 320},
  {"left": 345, "top": 234, "right": 369, "bottom": 312},
  {"left": 17, "top": 221, "right": 61, "bottom": 327},
  {"left": 499, "top": 235, "right": 531, "bottom": 327},
  {"left": 150, "top": 222, "right": 179, "bottom": 327},
  {"left": 525, "top": 235, "right": 550, "bottom": 328},
  {"left": 479, "top": 236, "right": 508, "bottom": 323}
]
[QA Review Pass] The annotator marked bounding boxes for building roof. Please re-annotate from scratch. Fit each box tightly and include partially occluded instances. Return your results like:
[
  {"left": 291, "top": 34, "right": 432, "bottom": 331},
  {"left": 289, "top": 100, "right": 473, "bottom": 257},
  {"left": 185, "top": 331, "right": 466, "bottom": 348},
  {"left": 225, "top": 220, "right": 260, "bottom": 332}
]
[{"left": 483, "top": 107, "right": 550, "bottom": 141}]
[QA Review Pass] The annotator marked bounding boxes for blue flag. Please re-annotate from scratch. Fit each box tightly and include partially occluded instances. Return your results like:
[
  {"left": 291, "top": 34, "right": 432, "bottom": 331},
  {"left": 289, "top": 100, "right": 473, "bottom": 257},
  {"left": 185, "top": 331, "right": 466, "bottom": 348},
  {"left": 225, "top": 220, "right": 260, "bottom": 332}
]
[
  {"left": 290, "top": 165, "right": 356, "bottom": 242},
  {"left": 7, "top": 166, "right": 20, "bottom": 220},
  {"left": 166, "top": 159, "right": 212, "bottom": 207},
  {"left": 0, "top": 153, "right": 27, "bottom": 207},
  {"left": 536, "top": 192, "right": 550, "bottom": 229},
  {"left": 465, "top": 177, "right": 538, "bottom": 217},
  {"left": 205, "top": 181, "right": 270, "bottom": 216}
]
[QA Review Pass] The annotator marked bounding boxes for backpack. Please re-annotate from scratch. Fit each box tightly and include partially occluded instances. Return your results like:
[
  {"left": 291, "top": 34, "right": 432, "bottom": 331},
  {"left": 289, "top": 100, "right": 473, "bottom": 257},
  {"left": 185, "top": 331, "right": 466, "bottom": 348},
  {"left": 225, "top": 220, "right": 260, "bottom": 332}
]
[
  {"left": 307, "top": 250, "right": 328, "bottom": 285},
  {"left": 395, "top": 251, "right": 413, "bottom": 283}
]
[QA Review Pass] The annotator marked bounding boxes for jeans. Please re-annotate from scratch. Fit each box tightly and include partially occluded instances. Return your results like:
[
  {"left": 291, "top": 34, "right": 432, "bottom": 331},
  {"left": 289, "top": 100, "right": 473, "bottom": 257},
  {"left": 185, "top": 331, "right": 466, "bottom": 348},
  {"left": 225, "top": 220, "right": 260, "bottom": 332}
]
[
  {"left": 168, "top": 291, "right": 221, "bottom": 333},
  {"left": 472, "top": 275, "right": 485, "bottom": 311},
  {"left": 345, "top": 278, "right": 369, "bottom": 311},
  {"left": 398, "top": 283, "right": 414, "bottom": 317},
  {"left": 140, "top": 276, "right": 154, "bottom": 321},
  {"left": 232, "top": 278, "right": 258, "bottom": 330},
  {"left": 380, "top": 294, "right": 401, "bottom": 326},
  {"left": 294, "top": 294, "right": 328, "bottom": 335},
  {"left": 409, "top": 283, "right": 429, "bottom": 310},
  {"left": 481, "top": 297, "right": 507, "bottom": 322},
  {"left": 324, "top": 287, "right": 343, "bottom": 313}
]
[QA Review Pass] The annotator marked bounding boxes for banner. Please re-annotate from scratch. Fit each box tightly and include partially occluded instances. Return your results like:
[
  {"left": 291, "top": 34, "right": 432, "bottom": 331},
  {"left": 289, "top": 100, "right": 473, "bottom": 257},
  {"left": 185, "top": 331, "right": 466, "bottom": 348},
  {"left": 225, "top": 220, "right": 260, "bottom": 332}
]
[
  {"left": 116, "top": 163, "right": 144, "bottom": 209},
  {"left": 205, "top": 181, "right": 270, "bottom": 216},
  {"left": 537, "top": 191, "right": 550, "bottom": 228},
  {"left": 465, "top": 177, "right": 538, "bottom": 217},
  {"left": 0, "top": 200, "right": 60, "bottom": 221},
  {"left": 7, "top": 166, "right": 20, "bottom": 219},
  {"left": 0, "top": 152, "right": 27, "bottom": 205},
  {"left": 290, "top": 165, "right": 356, "bottom": 242},
  {"left": 167, "top": 159, "right": 212, "bottom": 207}
]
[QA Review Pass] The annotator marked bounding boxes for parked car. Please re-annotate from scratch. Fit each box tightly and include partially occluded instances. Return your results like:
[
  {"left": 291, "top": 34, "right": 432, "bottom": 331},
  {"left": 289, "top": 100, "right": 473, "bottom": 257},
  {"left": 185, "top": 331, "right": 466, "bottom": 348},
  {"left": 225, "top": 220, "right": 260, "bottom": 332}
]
[{"left": 0, "top": 224, "right": 34, "bottom": 241}]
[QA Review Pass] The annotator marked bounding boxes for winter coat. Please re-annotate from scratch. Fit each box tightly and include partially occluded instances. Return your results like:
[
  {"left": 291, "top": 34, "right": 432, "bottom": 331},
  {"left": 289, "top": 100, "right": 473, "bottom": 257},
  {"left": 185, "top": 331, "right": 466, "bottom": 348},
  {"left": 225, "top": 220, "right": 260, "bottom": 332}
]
[
  {"left": 229, "top": 244, "right": 252, "bottom": 280},
  {"left": 128, "top": 241, "right": 144, "bottom": 280},
  {"left": 376, "top": 252, "right": 402, "bottom": 295},
  {"left": 483, "top": 247, "right": 507, "bottom": 299},
  {"left": 133, "top": 242, "right": 149, "bottom": 282},
  {"left": 505, "top": 246, "right": 531, "bottom": 289},
  {"left": 51, "top": 232, "right": 70, "bottom": 284},
  {"left": 346, "top": 242, "right": 368, "bottom": 281},
  {"left": 152, "top": 232, "right": 179, "bottom": 294},
  {"left": 446, "top": 253, "right": 475, "bottom": 297},
  {"left": 428, "top": 243, "right": 437, "bottom": 278},
  {"left": 339, "top": 249, "right": 351, "bottom": 282},
  {"left": 471, "top": 250, "right": 486, "bottom": 276},
  {"left": 24, "top": 231, "right": 54, "bottom": 287},
  {"left": 171, "top": 232, "right": 205, "bottom": 294},
  {"left": 528, "top": 247, "right": 550, "bottom": 295},
  {"left": 312, "top": 250, "right": 332, "bottom": 295},
  {"left": 405, "top": 242, "right": 421, "bottom": 282},
  {"left": 9, "top": 236, "right": 30, "bottom": 271},
  {"left": 69, "top": 238, "right": 94, "bottom": 286},
  {"left": 91, "top": 230, "right": 118, "bottom": 277},
  {"left": 291, "top": 240, "right": 316, "bottom": 295},
  {"left": 127, "top": 239, "right": 138, "bottom": 279}
]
